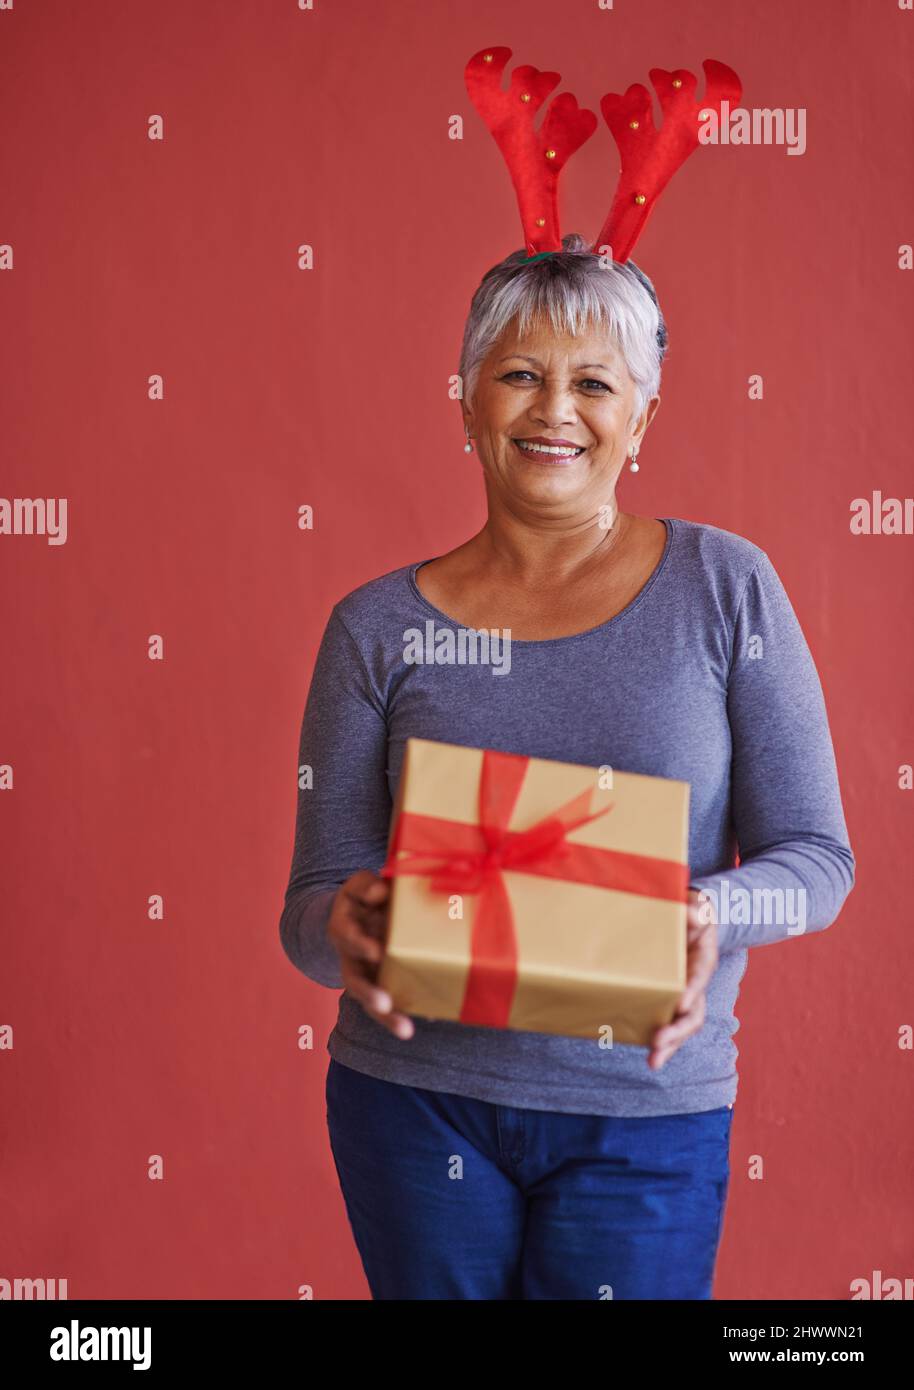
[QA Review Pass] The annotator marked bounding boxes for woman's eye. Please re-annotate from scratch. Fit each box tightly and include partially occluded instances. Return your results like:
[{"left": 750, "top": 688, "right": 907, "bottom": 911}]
[{"left": 500, "top": 371, "right": 613, "bottom": 393}]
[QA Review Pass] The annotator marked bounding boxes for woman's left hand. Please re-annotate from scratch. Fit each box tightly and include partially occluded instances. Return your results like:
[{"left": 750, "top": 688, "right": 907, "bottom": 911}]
[{"left": 647, "top": 888, "right": 718, "bottom": 1070}]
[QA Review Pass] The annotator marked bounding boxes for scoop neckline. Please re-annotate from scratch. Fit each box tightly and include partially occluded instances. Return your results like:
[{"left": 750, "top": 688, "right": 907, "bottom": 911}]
[{"left": 405, "top": 517, "right": 676, "bottom": 649}]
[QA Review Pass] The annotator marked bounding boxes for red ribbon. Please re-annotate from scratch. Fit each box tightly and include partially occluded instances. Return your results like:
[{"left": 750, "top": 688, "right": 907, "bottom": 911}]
[{"left": 380, "top": 749, "right": 688, "bottom": 1028}]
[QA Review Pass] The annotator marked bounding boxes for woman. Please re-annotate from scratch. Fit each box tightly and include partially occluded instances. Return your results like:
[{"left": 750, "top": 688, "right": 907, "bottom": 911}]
[{"left": 279, "top": 237, "right": 855, "bottom": 1299}]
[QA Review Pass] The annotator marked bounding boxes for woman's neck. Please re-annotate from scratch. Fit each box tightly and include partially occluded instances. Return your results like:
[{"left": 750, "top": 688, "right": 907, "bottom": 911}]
[{"left": 468, "top": 507, "right": 633, "bottom": 588}]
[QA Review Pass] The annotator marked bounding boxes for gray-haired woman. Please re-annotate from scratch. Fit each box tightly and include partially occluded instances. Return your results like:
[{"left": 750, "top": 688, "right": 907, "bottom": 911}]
[{"left": 279, "top": 236, "right": 855, "bottom": 1300}]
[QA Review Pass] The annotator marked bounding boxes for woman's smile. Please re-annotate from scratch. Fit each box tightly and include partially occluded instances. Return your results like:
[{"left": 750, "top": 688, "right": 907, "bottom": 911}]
[{"left": 511, "top": 436, "right": 588, "bottom": 464}]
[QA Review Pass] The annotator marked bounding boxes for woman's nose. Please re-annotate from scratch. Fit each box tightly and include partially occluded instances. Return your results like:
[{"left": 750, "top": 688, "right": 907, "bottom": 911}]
[{"left": 530, "top": 383, "right": 577, "bottom": 425}]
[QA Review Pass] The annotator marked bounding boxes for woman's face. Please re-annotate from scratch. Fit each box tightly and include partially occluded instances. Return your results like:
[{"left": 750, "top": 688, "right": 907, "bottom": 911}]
[{"left": 463, "top": 315, "right": 659, "bottom": 517}]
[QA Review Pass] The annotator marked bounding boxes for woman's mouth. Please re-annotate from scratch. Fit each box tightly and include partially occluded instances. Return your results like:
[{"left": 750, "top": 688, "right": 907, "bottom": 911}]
[{"left": 511, "top": 438, "right": 586, "bottom": 463}]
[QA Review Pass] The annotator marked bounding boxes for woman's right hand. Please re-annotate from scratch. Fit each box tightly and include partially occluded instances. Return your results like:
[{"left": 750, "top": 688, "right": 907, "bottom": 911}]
[{"left": 328, "top": 870, "right": 415, "bottom": 1040}]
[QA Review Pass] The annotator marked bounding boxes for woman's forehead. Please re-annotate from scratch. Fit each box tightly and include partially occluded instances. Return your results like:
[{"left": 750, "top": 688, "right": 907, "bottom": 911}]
[{"left": 492, "top": 322, "right": 627, "bottom": 369}]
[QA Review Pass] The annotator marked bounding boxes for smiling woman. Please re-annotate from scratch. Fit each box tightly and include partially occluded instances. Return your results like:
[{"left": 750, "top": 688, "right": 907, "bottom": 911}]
[
  {"left": 278, "top": 48, "right": 855, "bottom": 1302},
  {"left": 420, "top": 237, "right": 669, "bottom": 640},
  {"left": 280, "top": 235, "right": 855, "bottom": 1299}
]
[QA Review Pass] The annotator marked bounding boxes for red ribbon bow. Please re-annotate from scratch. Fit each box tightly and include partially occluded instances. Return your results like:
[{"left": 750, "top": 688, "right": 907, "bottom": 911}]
[{"left": 380, "top": 748, "right": 688, "bottom": 1029}]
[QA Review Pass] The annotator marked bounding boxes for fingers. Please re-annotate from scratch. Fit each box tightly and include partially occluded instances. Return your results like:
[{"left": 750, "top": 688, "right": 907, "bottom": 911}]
[
  {"left": 648, "top": 991, "right": 706, "bottom": 1069},
  {"left": 342, "top": 871, "right": 390, "bottom": 930},
  {"left": 346, "top": 869, "right": 390, "bottom": 904},
  {"left": 648, "top": 914, "right": 716, "bottom": 1068},
  {"left": 331, "top": 871, "right": 414, "bottom": 1040},
  {"left": 330, "top": 872, "right": 389, "bottom": 961},
  {"left": 687, "top": 886, "right": 717, "bottom": 931},
  {"left": 332, "top": 906, "right": 385, "bottom": 964},
  {"left": 679, "top": 931, "right": 718, "bottom": 1013},
  {"left": 341, "top": 959, "right": 415, "bottom": 1040},
  {"left": 641, "top": 928, "right": 711, "bottom": 1067}
]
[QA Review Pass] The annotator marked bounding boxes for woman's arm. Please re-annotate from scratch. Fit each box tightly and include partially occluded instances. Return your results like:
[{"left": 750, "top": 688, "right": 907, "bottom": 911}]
[
  {"left": 688, "top": 551, "right": 856, "bottom": 952},
  {"left": 278, "top": 605, "right": 392, "bottom": 988}
]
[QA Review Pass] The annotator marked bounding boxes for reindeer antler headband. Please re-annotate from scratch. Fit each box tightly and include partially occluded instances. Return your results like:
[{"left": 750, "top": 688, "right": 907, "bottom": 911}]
[{"left": 464, "top": 46, "right": 742, "bottom": 262}]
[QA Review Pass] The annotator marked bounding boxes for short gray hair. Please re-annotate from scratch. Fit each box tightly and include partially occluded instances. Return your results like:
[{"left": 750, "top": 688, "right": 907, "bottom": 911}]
[{"left": 458, "top": 233, "right": 668, "bottom": 429}]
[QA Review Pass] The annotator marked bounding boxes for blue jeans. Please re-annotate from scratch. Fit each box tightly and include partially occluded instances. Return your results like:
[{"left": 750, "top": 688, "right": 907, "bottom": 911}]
[{"left": 325, "top": 1057, "right": 734, "bottom": 1300}]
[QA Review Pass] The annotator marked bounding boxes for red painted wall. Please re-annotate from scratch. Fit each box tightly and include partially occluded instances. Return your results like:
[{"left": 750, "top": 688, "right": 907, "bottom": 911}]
[{"left": 2, "top": 0, "right": 911, "bottom": 1300}]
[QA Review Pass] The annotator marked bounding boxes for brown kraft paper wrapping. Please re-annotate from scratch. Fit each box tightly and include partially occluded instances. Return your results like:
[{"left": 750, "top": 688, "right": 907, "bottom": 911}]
[{"left": 378, "top": 737, "right": 690, "bottom": 1046}]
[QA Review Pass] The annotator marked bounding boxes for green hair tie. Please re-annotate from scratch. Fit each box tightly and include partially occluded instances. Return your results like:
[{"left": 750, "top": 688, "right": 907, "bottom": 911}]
[{"left": 524, "top": 250, "right": 560, "bottom": 264}]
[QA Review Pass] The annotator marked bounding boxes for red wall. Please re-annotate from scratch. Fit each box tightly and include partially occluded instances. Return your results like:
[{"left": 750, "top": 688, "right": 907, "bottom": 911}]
[{"left": 2, "top": 0, "right": 911, "bottom": 1300}]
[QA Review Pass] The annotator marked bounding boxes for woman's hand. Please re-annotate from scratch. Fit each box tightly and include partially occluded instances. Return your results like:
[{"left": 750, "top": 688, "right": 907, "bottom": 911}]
[
  {"left": 647, "top": 888, "right": 718, "bottom": 1070},
  {"left": 328, "top": 870, "right": 415, "bottom": 1040}
]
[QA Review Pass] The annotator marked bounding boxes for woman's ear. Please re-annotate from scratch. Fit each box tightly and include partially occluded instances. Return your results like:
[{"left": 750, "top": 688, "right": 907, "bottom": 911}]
[{"left": 632, "top": 395, "right": 661, "bottom": 447}]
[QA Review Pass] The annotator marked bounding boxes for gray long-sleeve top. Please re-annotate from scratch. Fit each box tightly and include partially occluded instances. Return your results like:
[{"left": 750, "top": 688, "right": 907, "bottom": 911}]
[{"left": 279, "top": 517, "right": 855, "bottom": 1116}]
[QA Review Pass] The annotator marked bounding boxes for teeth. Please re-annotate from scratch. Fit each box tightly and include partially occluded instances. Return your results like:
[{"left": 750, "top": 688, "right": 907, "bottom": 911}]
[{"left": 515, "top": 440, "right": 584, "bottom": 457}]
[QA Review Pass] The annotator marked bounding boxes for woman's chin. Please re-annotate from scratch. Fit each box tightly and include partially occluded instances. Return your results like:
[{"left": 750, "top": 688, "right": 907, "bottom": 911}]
[
  {"left": 500, "top": 452, "right": 599, "bottom": 497},
  {"left": 501, "top": 476, "right": 588, "bottom": 510}
]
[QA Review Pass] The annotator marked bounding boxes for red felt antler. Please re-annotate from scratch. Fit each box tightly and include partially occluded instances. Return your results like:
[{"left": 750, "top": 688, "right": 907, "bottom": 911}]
[
  {"left": 464, "top": 46, "right": 598, "bottom": 256},
  {"left": 595, "top": 60, "right": 742, "bottom": 263}
]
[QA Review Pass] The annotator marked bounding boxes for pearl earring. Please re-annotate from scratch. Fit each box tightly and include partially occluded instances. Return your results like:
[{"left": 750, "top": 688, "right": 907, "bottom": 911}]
[
  {"left": 629, "top": 445, "right": 640, "bottom": 473},
  {"left": 464, "top": 427, "right": 474, "bottom": 455}
]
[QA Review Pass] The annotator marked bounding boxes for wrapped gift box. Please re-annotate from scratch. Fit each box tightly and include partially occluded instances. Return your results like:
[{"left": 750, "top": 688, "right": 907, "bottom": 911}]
[{"left": 378, "top": 737, "right": 690, "bottom": 1046}]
